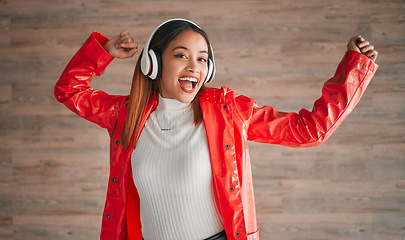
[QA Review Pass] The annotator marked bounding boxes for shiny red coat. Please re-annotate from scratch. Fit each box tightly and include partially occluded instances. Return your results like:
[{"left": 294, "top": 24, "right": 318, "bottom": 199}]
[{"left": 54, "top": 32, "right": 377, "bottom": 240}]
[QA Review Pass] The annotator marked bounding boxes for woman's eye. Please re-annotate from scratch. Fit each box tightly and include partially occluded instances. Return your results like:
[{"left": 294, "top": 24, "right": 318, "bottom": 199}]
[
  {"left": 174, "top": 54, "right": 187, "bottom": 59},
  {"left": 199, "top": 58, "right": 207, "bottom": 62}
]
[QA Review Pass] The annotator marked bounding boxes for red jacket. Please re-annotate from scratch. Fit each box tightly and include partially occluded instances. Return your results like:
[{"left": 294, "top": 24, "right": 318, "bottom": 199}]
[{"left": 54, "top": 32, "right": 377, "bottom": 240}]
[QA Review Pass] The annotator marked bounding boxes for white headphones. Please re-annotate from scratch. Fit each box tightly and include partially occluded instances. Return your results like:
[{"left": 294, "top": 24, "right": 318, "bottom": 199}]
[{"left": 140, "top": 18, "right": 216, "bottom": 83}]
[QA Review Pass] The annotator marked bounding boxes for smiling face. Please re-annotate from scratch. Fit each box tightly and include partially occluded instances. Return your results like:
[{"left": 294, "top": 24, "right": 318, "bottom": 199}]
[{"left": 159, "top": 30, "right": 209, "bottom": 103}]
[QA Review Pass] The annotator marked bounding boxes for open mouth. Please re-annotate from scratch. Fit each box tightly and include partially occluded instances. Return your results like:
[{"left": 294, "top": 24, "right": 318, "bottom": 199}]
[{"left": 178, "top": 76, "right": 198, "bottom": 93}]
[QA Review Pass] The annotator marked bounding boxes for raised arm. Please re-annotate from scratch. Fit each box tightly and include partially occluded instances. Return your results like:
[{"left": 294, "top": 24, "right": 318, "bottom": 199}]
[
  {"left": 247, "top": 36, "right": 378, "bottom": 147},
  {"left": 54, "top": 31, "right": 137, "bottom": 132}
]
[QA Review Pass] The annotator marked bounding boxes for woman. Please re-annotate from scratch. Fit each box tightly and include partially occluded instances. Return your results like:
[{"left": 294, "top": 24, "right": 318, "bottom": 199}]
[{"left": 54, "top": 19, "right": 378, "bottom": 240}]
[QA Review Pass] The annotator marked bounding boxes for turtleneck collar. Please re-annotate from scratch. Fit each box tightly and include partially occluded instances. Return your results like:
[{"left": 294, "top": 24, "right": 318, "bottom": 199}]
[{"left": 156, "top": 94, "right": 190, "bottom": 111}]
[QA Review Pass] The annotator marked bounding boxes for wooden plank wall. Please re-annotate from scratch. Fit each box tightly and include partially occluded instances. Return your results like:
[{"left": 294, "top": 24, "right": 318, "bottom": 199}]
[{"left": 1, "top": 0, "right": 404, "bottom": 239}]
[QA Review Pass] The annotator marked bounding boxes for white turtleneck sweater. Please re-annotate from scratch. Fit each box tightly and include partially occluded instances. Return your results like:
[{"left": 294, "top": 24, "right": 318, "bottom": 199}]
[{"left": 131, "top": 95, "right": 224, "bottom": 240}]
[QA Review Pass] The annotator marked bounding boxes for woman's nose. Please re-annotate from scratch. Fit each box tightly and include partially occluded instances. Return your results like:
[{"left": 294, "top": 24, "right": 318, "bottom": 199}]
[{"left": 186, "top": 60, "right": 200, "bottom": 73}]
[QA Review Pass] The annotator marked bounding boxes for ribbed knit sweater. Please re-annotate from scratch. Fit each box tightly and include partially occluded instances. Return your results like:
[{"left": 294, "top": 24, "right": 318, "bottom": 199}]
[{"left": 131, "top": 95, "right": 224, "bottom": 240}]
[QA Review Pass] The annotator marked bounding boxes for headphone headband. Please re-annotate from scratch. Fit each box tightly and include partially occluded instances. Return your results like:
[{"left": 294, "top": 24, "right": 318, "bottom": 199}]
[{"left": 140, "top": 18, "right": 216, "bottom": 83}]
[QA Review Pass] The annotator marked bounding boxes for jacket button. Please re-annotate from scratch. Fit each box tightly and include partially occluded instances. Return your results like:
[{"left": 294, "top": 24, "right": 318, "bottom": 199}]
[
  {"left": 225, "top": 144, "right": 230, "bottom": 148},
  {"left": 106, "top": 214, "right": 110, "bottom": 219},
  {"left": 223, "top": 104, "right": 227, "bottom": 109},
  {"left": 236, "top": 232, "right": 240, "bottom": 237},
  {"left": 112, "top": 178, "right": 116, "bottom": 182},
  {"left": 125, "top": 103, "right": 129, "bottom": 107},
  {"left": 116, "top": 140, "right": 119, "bottom": 145},
  {"left": 229, "top": 186, "right": 235, "bottom": 191}
]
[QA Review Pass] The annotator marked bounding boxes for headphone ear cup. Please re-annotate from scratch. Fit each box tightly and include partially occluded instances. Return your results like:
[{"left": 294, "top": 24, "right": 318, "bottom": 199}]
[
  {"left": 205, "top": 59, "right": 215, "bottom": 83},
  {"left": 154, "top": 51, "right": 162, "bottom": 80},
  {"left": 140, "top": 50, "right": 150, "bottom": 77},
  {"left": 148, "top": 49, "right": 162, "bottom": 80}
]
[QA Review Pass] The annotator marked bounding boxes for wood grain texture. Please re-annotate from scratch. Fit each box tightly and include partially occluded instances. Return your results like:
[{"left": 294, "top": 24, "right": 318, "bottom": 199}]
[{"left": 1, "top": 0, "right": 404, "bottom": 239}]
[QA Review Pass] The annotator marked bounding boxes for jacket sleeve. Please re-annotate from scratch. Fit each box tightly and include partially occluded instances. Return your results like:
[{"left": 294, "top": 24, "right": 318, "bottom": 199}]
[
  {"left": 247, "top": 51, "right": 378, "bottom": 147},
  {"left": 54, "top": 32, "right": 127, "bottom": 132}
]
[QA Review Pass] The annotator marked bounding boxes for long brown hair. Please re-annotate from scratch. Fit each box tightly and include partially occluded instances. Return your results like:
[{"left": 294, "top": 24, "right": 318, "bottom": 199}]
[{"left": 121, "top": 20, "right": 213, "bottom": 149}]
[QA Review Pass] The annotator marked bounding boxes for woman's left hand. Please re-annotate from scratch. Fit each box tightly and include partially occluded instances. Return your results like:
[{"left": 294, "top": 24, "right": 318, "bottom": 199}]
[{"left": 347, "top": 35, "right": 378, "bottom": 62}]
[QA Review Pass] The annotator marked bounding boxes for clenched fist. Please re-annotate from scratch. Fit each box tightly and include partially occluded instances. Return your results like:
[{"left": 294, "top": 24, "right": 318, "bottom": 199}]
[
  {"left": 104, "top": 30, "right": 138, "bottom": 59},
  {"left": 347, "top": 35, "right": 378, "bottom": 62}
]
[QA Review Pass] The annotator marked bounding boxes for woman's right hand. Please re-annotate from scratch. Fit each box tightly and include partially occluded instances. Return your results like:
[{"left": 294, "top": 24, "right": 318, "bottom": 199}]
[{"left": 104, "top": 30, "right": 138, "bottom": 59}]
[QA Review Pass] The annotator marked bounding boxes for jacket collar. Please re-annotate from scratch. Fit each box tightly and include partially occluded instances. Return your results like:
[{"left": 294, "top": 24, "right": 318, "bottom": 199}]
[{"left": 201, "top": 86, "right": 236, "bottom": 104}]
